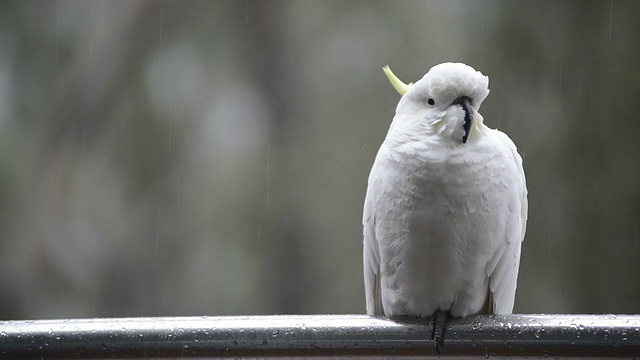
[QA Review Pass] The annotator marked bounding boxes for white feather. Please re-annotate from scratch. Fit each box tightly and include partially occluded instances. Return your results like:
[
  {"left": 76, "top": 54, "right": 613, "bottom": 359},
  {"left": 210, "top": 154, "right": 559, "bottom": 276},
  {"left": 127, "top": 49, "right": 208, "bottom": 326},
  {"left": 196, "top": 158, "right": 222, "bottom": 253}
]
[{"left": 363, "top": 63, "right": 527, "bottom": 318}]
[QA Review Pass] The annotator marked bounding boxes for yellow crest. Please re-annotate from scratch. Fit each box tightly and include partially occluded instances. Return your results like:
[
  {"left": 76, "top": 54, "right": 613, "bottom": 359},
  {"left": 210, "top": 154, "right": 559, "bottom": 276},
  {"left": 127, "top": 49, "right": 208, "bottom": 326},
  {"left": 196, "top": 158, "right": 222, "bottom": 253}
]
[{"left": 382, "top": 65, "right": 413, "bottom": 95}]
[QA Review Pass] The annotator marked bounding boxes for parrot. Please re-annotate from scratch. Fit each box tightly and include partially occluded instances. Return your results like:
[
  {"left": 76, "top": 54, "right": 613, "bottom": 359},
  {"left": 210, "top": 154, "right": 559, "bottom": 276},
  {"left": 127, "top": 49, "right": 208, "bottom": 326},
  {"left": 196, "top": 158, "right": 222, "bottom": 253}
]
[{"left": 362, "top": 62, "right": 528, "bottom": 353}]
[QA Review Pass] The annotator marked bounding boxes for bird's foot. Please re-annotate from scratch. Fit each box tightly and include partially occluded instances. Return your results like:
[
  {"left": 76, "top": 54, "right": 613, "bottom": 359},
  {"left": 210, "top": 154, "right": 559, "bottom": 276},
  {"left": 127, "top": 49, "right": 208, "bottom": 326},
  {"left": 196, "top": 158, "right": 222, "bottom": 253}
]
[{"left": 431, "top": 309, "right": 450, "bottom": 354}]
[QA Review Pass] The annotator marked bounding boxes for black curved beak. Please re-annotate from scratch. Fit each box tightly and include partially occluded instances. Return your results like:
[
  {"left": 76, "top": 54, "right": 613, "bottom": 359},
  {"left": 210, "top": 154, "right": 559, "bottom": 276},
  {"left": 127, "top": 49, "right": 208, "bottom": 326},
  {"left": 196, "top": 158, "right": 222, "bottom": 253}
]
[{"left": 452, "top": 96, "right": 473, "bottom": 143}]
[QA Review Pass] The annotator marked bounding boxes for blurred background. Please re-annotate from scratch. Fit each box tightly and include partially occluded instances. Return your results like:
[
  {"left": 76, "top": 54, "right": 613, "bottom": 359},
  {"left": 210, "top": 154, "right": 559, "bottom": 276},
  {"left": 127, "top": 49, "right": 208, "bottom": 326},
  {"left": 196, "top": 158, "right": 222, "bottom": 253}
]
[{"left": 0, "top": 0, "right": 639, "bottom": 320}]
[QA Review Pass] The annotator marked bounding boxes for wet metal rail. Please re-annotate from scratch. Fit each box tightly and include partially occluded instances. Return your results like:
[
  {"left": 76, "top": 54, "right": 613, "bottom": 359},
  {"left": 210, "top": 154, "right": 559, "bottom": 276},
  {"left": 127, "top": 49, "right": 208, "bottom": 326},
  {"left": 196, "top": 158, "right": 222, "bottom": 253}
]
[{"left": 0, "top": 314, "right": 639, "bottom": 359}]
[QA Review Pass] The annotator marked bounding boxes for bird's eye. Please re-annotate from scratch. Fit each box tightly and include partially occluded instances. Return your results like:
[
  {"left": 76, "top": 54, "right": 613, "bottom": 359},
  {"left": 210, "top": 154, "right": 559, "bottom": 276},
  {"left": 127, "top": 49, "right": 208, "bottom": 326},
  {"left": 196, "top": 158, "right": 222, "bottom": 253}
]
[{"left": 427, "top": 98, "right": 435, "bottom": 106}]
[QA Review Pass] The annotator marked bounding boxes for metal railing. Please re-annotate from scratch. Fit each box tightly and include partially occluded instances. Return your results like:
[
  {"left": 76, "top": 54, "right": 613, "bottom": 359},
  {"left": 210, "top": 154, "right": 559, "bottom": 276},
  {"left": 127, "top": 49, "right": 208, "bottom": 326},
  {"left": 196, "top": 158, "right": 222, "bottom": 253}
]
[{"left": 1, "top": 314, "right": 639, "bottom": 358}]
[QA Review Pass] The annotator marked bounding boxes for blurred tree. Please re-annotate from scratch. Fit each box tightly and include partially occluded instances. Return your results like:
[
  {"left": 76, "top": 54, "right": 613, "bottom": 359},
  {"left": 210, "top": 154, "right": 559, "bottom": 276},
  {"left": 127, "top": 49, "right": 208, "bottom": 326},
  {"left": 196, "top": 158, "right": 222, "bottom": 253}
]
[
  {"left": 238, "top": 0, "right": 313, "bottom": 314},
  {"left": 0, "top": 0, "right": 639, "bottom": 320}
]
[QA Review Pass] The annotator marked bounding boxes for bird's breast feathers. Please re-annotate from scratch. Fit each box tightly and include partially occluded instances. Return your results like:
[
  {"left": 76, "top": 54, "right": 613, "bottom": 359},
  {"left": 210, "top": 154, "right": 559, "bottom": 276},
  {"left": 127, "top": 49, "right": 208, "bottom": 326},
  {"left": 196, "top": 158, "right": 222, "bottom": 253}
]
[{"left": 366, "top": 128, "right": 524, "bottom": 317}]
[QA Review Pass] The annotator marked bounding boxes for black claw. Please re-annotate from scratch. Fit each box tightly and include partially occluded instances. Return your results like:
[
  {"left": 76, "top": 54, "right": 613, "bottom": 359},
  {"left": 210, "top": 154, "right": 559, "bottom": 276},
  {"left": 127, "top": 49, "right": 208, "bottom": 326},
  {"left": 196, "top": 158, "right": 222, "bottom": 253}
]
[{"left": 431, "top": 310, "right": 449, "bottom": 354}]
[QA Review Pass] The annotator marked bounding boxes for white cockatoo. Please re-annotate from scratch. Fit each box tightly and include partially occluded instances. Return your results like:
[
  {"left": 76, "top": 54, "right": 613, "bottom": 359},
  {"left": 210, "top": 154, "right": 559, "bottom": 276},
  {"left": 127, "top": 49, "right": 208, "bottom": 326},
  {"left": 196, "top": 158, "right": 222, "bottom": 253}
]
[{"left": 363, "top": 63, "right": 527, "bottom": 352}]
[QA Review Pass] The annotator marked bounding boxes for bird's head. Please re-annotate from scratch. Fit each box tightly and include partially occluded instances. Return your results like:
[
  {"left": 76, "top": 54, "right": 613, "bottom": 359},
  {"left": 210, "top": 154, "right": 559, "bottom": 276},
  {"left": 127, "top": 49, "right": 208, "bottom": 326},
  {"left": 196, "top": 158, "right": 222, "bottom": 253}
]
[{"left": 383, "top": 63, "right": 490, "bottom": 145}]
